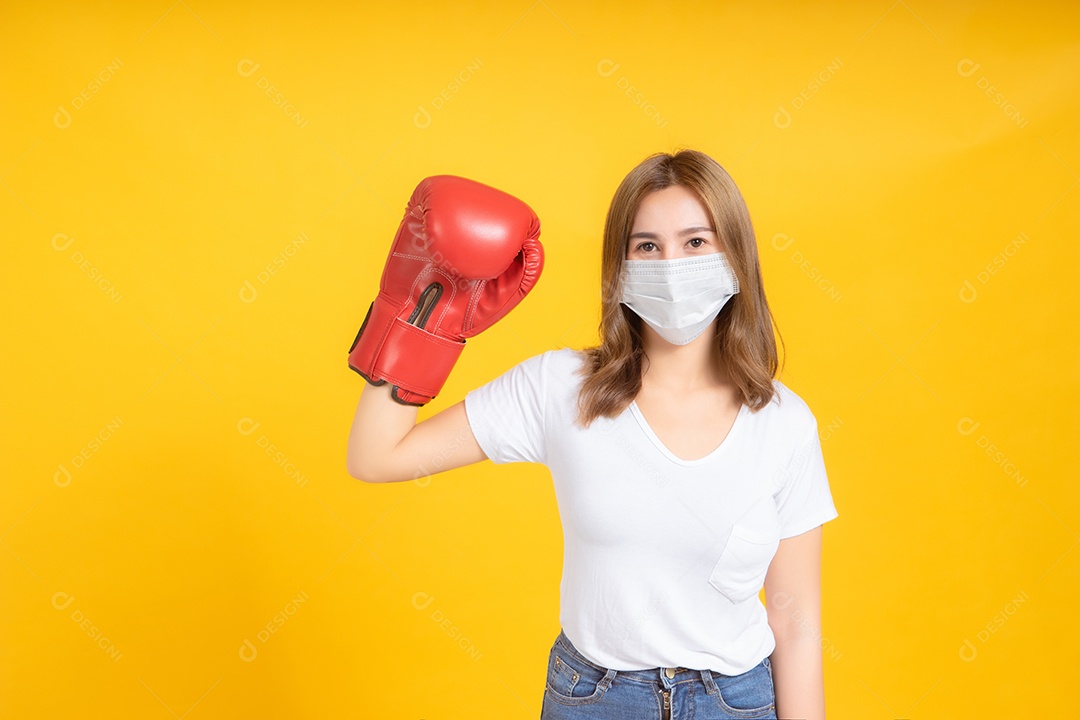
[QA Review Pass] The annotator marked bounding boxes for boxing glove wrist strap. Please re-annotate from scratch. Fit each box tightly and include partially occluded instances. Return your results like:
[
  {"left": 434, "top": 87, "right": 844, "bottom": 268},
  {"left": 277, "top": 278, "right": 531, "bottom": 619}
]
[{"left": 350, "top": 300, "right": 465, "bottom": 399}]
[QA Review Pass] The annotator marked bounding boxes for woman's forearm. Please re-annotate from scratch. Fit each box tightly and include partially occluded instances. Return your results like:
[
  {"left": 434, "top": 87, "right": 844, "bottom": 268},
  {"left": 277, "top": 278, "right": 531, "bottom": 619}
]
[
  {"left": 347, "top": 380, "right": 419, "bottom": 482},
  {"left": 771, "top": 631, "right": 827, "bottom": 720}
]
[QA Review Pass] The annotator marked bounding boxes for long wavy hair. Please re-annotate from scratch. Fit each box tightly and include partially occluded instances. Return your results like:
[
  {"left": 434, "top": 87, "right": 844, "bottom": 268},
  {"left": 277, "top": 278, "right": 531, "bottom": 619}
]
[{"left": 574, "top": 149, "right": 785, "bottom": 428}]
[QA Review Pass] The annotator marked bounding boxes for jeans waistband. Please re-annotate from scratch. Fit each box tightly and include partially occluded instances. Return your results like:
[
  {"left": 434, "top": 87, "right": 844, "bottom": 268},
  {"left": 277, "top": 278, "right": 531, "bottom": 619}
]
[{"left": 554, "top": 630, "right": 755, "bottom": 687}]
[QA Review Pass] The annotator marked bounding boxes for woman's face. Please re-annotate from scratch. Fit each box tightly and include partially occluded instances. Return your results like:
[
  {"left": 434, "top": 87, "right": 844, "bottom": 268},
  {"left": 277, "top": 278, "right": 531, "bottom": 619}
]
[{"left": 626, "top": 185, "right": 720, "bottom": 261}]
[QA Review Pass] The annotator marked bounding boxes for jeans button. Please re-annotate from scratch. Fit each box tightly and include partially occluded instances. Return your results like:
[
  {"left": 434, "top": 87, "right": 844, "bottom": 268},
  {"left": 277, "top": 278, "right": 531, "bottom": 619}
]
[{"left": 665, "top": 667, "right": 676, "bottom": 678}]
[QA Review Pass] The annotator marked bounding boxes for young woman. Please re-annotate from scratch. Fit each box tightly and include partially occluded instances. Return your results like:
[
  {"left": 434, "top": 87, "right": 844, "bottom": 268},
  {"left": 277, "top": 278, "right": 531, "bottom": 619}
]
[{"left": 348, "top": 150, "right": 839, "bottom": 720}]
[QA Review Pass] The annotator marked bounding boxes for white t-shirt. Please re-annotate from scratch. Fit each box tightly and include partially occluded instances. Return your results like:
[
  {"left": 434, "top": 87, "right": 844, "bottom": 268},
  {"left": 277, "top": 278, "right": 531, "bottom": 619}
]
[{"left": 463, "top": 347, "right": 839, "bottom": 675}]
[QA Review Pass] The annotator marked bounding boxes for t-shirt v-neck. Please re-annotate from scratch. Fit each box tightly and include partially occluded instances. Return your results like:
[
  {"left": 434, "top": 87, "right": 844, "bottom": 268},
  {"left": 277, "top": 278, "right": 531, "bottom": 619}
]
[{"left": 628, "top": 399, "right": 748, "bottom": 467}]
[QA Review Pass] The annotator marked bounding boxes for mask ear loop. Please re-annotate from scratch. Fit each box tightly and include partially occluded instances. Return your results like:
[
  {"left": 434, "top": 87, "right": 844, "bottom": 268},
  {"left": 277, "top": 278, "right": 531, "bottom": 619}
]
[{"left": 711, "top": 252, "right": 740, "bottom": 294}]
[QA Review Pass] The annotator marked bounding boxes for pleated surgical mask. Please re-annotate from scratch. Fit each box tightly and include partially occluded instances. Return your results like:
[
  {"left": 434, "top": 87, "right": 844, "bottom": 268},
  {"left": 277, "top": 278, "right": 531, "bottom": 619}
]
[{"left": 619, "top": 252, "right": 740, "bottom": 345}]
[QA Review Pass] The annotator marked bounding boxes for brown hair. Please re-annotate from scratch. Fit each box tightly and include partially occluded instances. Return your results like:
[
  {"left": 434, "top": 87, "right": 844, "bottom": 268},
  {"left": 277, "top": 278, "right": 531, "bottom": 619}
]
[{"left": 573, "top": 149, "right": 785, "bottom": 428}]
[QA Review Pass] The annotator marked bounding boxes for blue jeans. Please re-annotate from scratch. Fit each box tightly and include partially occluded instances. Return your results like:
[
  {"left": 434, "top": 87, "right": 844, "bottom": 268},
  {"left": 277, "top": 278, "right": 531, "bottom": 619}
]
[{"left": 541, "top": 630, "right": 777, "bottom": 720}]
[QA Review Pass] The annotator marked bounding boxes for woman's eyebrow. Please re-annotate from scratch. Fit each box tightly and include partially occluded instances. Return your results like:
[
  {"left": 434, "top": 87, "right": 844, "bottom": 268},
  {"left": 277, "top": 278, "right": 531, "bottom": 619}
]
[{"left": 628, "top": 226, "right": 716, "bottom": 240}]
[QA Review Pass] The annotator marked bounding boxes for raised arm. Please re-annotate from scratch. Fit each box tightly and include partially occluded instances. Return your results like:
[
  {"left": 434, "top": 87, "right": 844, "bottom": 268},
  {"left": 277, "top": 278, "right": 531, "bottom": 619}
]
[
  {"left": 347, "top": 382, "right": 487, "bottom": 483},
  {"left": 343, "top": 174, "right": 543, "bottom": 482}
]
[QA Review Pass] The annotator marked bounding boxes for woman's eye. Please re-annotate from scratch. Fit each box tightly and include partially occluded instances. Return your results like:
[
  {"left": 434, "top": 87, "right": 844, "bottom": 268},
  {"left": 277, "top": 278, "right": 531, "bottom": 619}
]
[
  {"left": 688, "top": 238, "right": 706, "bottom": 248},
  {"left": 637, "top": 242, "right": 656, "bottom": 252}
]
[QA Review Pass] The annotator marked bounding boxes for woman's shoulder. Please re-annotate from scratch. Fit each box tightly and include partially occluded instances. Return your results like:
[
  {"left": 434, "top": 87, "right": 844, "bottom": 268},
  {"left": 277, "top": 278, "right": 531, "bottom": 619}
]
[
  {"left": 504, "top": 346, "right": 588, "bottom": 383},
  {"left": 753, "top": 378, "right": 821, "bottom": 440},
  {"left": 552, "top": 346, "right": 589, "bottom": 367},
  {"left": 527, "top": 346, "right": 589, "bottom": 371}
]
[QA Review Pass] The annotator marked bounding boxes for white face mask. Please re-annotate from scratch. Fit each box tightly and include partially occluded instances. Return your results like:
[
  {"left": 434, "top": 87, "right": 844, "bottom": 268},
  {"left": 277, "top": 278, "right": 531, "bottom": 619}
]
[{"left": 619, "top": 253, "right": 740, "bottom": 345}]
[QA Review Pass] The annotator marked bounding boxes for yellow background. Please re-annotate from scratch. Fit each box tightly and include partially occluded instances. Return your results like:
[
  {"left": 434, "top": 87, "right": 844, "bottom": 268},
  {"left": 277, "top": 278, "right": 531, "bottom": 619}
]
[{"left": 3, "top": 1, "right": 1078, "bottom": 717}]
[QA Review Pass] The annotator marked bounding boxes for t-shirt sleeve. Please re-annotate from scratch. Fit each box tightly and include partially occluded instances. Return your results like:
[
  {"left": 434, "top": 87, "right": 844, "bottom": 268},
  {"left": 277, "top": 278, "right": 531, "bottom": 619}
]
[
  {"left": 773, "top": 424, "right": 839, "bottom": 539},
  {"left": 463, "top": 351, "right": 548, "bottom": 465}
]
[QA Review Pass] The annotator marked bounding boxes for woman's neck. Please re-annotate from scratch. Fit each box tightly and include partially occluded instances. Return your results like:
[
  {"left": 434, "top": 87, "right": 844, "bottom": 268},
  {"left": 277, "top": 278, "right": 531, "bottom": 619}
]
[{"left": 639, "top": 321, "right": 729, "bottom": 393}]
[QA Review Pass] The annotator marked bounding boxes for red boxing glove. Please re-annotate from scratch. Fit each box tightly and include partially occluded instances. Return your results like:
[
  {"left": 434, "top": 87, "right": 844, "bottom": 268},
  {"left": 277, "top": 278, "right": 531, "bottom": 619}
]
[{"left": 348, "top": 175, "right": 543, "bottom": 405}]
